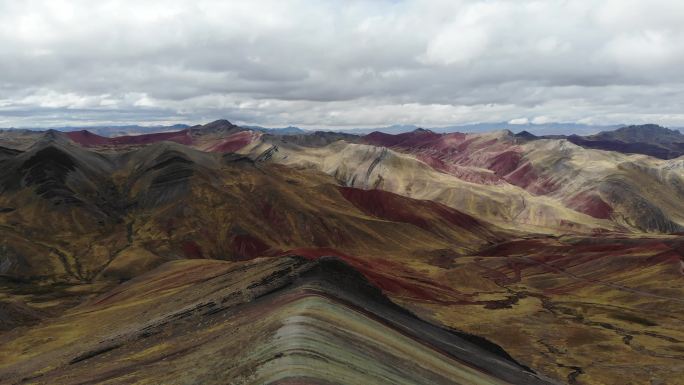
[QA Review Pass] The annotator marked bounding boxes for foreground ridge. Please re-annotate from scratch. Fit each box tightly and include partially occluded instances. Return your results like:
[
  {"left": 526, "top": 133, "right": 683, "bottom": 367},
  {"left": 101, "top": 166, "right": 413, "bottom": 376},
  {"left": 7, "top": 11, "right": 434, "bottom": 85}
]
[{"left": 0, "top": 256, "right": 557, "bottom": 385}]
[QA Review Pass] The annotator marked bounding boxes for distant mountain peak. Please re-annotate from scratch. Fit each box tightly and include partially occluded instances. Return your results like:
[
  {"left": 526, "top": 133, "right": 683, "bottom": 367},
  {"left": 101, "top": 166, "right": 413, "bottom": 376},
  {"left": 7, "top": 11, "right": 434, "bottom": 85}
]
[
  {"left": 592, "top": 123, "right": 684, "bottom": 146},
  {"left": 514, "top": 130, "right": 537, "bottom": 140},
  {"left": 193, "top": 120, "right": 243, "bottom": 136},
  {"left": 615, "top": 124, "right": 681, "bottom": 135},
  {"left": 201, "top": 119, "right": 238, "bottom": 130},
  {"left": 240, "top": 124, "right": 307, "bottom": 135},
  {"left": 207, "top": 119, "right": 234, "bottom": 126},
  {"left": 76, "top": 129, "right": 99, "bottom": 136},
  {"left": 37, "top": 129, "right": 72, "bottom": 145}
]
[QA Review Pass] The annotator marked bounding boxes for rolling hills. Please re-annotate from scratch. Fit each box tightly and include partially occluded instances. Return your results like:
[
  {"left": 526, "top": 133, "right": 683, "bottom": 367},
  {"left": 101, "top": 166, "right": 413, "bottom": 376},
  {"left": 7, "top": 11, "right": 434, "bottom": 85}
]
[
  {"left": 238, "top": 126, "right": 684, "bottom": 234},
  {"left": 1, "top": 120, "right": 683, "bottom": 385}
]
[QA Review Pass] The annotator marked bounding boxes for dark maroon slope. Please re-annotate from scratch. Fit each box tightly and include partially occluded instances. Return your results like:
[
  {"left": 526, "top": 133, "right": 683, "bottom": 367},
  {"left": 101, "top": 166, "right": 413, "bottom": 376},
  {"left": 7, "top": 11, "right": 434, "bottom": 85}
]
[{"left": 66, "top": 129, "right": 193, "bottom": 147}]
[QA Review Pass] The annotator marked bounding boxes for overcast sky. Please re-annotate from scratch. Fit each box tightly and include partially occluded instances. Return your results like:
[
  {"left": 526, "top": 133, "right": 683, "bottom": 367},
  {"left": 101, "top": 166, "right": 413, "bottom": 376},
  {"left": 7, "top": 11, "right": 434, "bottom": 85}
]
[{"left": 1, "top": 0, "right": 684, "bottom": 129}]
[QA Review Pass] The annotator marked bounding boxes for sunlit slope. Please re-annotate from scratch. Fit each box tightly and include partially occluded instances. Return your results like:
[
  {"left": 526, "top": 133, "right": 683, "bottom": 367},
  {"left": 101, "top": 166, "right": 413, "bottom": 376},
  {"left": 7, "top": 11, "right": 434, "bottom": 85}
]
[
  {"left": 519, "top": 139, "right": 684, "bottom": 232},
  {"left": 361, "top": 129, "right": 684, "bottom": 233},
  {"left": 245, "top": 139, "right": 616, "bottom": 233}
]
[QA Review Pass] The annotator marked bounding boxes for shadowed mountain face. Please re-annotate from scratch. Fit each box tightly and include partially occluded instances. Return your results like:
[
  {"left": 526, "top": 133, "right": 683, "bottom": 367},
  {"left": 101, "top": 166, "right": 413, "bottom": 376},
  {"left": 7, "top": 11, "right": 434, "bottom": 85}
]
[
  {"left": 1, "top": 120, "right": 684, "bottom": 385},
  {"left": 592, "top": 124, "right": 684, "bottom": 144},
  {"left": 517, "top": 124, "right": 684, "bottom": 160},
  {"left": 0, "top": 132, "right": 504, "bottom": 282}
]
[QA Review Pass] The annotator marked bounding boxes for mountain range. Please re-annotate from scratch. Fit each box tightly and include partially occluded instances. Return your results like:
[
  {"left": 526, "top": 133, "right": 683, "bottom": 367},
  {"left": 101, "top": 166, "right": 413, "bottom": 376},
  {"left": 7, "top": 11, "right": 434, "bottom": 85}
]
[
  {"left": 517, "top": 124, "right": 684, "bottom": 160},
  {"left": 1, "top": 120, "right": 683, "bottom": 384},
  {"left": 0, "top": 121, "right": 641, "bottom": 136},
  {"left": 336, "top": 122, "right": 624, "bottom": 136}
]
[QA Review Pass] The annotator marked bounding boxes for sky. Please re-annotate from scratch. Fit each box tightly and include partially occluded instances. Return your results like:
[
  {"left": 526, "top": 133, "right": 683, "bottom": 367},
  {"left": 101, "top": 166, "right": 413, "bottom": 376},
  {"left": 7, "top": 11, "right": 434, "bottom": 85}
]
[{"left": 1, "top": 0, "right": 684, "bottom": 129}]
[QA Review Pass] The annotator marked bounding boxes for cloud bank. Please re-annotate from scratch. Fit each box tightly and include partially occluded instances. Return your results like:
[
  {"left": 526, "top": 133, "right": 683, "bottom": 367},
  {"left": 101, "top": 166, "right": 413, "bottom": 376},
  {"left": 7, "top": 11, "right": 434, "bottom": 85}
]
[{"left": 1, "top": 0, "right": 684, "bottom": 128}]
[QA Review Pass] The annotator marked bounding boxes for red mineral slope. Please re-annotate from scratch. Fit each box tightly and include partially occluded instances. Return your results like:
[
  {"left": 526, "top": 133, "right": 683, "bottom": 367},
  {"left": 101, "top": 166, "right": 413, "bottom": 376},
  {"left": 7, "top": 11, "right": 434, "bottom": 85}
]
[
  {"left": 362, "top": 129, "right": 565, "bottom": 193},
  {"left": 359, "top": 128, "right": 684, "bottom": 232},
  {"left": 476, "top": 235, "right": 684, "bottom": 297},
  {"left": 338, "top": 186, "right": 497, "bottom": 241},
  {"left": 66, "top": 129, "right": 193, "bottom": 147},
  {"left": 206, "top": 130, "right": 262, "bottom": 153},
  {"left": 231, "top": 233, "right": 271, "bottom": 260},
  {"left": 364, "top": 128, "right": 444, "bottom": 148},
  {"left": 363, "top": 129, "right": 524, "bottom": 186},
  {"left": 566, "top": 191, "right": 614, "bottom": 219},
  {"left": 109, "top": 129, "right": 193, "bottom": 146},
  {"left": 487, "top": 150, "right": 522, "bottom": 177},
  {"left": 63, "top": 121, "right": 255, "bottom": 152},
  {"left": 65, "top": 130, "right": 111, "bottom": 147},
  {"left": 279, "top": 247, "right": 463, "bottom": 303},
  {"left": 503, "top": 161, "right": 557, "bottom": 194}
]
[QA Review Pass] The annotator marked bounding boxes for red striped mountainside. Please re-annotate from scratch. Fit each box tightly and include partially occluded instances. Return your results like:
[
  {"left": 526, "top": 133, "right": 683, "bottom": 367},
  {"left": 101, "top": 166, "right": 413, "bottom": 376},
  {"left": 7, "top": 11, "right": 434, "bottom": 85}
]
[
  {"left": 361, "top": 128, "right": 684, "bottom": 233},
  {"left": 64, "top": 120, "right": 247, "bottom": 149},
  {"left": 66, "top": 129, "right": 193, "bottom": 147}
]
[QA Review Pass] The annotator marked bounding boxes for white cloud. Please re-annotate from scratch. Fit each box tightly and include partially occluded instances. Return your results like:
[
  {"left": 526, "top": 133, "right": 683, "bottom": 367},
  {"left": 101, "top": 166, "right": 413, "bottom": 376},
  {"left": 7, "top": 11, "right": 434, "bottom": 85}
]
[
  {"left": 508, "top": 118, "right": 529, "bottom": 125},
  {"left": 0, "top": 0, "right": 684, "bottom": 128},
  {"left": 531, "top": 116, "right": 552, "bottom": 124},
  {"left": 420, "top": 3, "right": 497, "bottom": 66}
]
